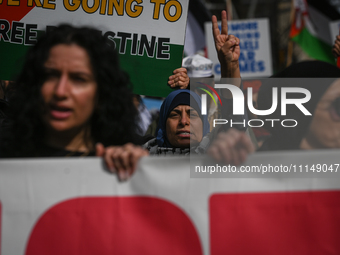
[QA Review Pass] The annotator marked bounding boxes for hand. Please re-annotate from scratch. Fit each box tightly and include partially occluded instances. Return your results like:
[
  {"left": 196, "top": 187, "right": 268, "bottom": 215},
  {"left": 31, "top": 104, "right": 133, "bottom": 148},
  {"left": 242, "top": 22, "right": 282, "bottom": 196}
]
[
  {"left": 207, "top": 129, "right": 255, "bottom": 166},
  {"left": 332, "top": 35, "right": 340, "bottom": 58},
  {"left": 168, "top": 67, "right": 190, "bottom": 89},
  {"left": 96, "top": 143, "right": 149, "bottom": 181},
  {"left": 212, "top": 10, "right": 241, "bottom": 78}
]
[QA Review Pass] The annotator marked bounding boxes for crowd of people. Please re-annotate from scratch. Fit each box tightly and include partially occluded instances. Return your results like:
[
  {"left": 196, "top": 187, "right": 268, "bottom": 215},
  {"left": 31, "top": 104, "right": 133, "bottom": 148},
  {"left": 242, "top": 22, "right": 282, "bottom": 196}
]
[{"left": 1, "top": 10, "right": 340, "bottom": 181}]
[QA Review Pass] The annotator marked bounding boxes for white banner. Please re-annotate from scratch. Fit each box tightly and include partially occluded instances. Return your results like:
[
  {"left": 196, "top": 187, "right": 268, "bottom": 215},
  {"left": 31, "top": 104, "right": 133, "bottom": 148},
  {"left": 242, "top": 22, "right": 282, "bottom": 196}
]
[{"left": 1, "top": 150, "right": 340, "bottom": 254}]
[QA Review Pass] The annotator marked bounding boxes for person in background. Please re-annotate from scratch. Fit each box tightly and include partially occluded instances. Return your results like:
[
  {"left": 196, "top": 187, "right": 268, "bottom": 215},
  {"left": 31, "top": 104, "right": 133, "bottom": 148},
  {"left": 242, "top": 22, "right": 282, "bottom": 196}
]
[
  {"left": 136, "top": 67, "right": 190, "bottom": 137},
  {"left": 143, "top": 89, "right": 210, "bottom": 155},
  {"left": 258, "top": 61, "right": 340, "bottom": 151},
  {"left": 144, "top": 89, "right": 253, "bottom": 156},
  {"left": 133, "top": 68, "right": 189, "bottom": 138},
  {"left": 101, "top": 11, "right": 255, "bottom": 180},
  {"left": 104, "top": 88, "right": 254, "bottom": 180},
  {"left": 0, "top": 25, "right": 145, "bottom": 159}
]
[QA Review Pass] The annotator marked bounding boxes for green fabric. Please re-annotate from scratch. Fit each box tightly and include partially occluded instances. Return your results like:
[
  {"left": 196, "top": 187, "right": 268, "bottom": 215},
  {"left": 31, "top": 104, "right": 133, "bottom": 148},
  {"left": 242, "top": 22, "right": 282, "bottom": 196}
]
[{"left": 292, "top": 28, "right": 335, "bottom": 65}]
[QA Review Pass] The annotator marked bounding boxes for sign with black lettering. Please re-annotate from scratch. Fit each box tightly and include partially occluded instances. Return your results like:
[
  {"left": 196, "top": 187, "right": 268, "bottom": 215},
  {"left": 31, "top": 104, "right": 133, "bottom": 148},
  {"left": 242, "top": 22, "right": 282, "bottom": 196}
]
[
  {"left": 0, "top": 0, "right": 189, "bottom": 97},
  {"left": 205, "top": 18, "right": 273, "bottom": 78}
]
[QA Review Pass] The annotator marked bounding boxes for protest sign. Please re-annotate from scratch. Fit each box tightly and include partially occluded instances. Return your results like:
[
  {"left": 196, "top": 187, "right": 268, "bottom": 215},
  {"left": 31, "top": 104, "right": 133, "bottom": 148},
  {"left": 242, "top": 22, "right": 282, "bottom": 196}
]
[
  {"left": 0, "top": 0, "right": 189, "bottom": 97},
  {"left": 205, "top": 18, "right": 273, "bottom": 79},
  {"left": 1, "top": 150, "right": 340, "bottom": 254}
]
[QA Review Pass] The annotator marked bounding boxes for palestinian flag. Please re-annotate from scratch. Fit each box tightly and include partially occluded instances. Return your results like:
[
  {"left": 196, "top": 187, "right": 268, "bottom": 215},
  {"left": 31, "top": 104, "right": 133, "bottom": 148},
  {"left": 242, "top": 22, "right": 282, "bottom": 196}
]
[
  {"left": 290, "top": 0, "right": 340, "bottom": 64},
  {"left": 0, "top": 0, "right": 189, "bottom": 97}
]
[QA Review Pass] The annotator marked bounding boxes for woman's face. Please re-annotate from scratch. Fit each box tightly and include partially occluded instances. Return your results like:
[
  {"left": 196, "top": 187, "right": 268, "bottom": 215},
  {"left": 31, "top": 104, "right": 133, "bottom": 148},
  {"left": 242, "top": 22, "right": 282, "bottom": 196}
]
[
  {"left": 300, "top": 80, "right": 340, "bottom": 149},
  {"left": 166, "top": 105, "right": 203, "bottom": 148},
  {"left": 41, "top": 44, "right": 97, "bottom": 135}
]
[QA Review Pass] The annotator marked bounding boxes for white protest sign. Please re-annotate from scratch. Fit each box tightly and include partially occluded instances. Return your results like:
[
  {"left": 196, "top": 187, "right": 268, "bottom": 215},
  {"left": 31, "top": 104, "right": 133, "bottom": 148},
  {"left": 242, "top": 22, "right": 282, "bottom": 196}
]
[{"left": 205, "top": 18, "right": 273, "bottom": 79}]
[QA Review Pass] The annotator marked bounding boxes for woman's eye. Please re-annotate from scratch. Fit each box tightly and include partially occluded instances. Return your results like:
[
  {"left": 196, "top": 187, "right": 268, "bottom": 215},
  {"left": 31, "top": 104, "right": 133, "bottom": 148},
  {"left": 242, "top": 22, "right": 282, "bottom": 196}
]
[
  {"left": 169, "top": 113, "right": 179, "bottom": 118},
  {"left": 190, "top": 111, "right": 199, "bottom": 117}
]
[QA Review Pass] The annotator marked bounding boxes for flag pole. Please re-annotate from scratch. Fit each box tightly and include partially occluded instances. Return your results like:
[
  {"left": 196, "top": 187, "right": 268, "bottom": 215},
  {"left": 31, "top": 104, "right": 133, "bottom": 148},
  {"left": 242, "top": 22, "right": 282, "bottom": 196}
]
[{"left": 287, "top": 0, "right": 295, "bottom": 67}]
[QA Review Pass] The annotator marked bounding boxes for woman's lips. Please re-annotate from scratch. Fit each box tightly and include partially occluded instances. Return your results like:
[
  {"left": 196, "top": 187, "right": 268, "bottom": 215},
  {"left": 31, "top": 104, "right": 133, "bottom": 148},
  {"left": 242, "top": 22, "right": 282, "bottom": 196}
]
[
  {"left": 49, "top": 105, "right": 72, "bottom": 120},
  {"left": 177, "top": 131, "right": 191, "bottom": 138}
]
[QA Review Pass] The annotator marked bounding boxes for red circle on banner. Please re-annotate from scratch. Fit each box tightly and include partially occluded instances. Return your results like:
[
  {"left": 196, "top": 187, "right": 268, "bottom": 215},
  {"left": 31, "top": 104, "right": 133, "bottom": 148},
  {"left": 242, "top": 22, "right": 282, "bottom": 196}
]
[{"left": 25, "top": 196, "right": 203, "bottom": 255}]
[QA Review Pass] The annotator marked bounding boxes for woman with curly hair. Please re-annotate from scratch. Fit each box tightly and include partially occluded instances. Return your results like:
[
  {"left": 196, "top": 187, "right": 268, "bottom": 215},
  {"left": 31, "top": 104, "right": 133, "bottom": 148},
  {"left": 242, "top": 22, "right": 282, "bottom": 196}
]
[{"left": 0, "top": 24, "right": 143, "bottom": 157}]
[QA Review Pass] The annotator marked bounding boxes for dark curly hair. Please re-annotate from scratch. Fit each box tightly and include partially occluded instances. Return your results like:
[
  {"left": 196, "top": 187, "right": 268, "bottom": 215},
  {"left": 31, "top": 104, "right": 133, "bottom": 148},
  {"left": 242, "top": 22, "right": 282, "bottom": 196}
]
[{"left": 0, "top": 24, "right": 138, "bottom": 157}]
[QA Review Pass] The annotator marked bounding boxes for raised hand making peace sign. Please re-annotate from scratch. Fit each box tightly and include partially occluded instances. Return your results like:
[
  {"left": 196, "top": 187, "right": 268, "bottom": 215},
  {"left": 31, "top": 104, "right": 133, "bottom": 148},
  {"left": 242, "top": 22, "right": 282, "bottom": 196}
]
[{"left": 212, "top": 10, "right": 241, "bottom": 79}]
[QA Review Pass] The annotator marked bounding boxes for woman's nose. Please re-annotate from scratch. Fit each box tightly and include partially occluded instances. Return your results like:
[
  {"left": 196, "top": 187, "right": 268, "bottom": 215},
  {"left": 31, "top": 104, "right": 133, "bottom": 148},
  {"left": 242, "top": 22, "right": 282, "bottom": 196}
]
[
  {"left": 180, "top": 113, "right": 190, "bottom": 125},
  {"left": 54, "top": 74, "right": 69, "bottom": 98}
]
